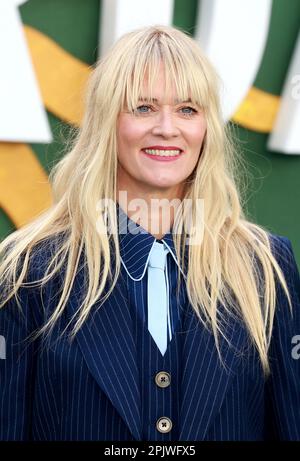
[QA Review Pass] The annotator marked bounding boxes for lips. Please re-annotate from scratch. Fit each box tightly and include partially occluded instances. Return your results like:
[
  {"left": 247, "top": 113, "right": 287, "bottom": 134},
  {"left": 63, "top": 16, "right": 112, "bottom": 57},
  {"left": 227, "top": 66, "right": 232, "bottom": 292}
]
[
  {"left": 141, "top": 148, "right": 182, "bottom": 162},
  {"left": 142, "top": 146, "right": 183, "bottom": 152}
]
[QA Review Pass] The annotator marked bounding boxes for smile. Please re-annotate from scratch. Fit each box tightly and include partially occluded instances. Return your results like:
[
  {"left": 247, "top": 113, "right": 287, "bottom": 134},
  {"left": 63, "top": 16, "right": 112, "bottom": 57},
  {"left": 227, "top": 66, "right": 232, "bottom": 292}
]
[{"left": 142, "top": 149, "right": 182, "bottom": 157}]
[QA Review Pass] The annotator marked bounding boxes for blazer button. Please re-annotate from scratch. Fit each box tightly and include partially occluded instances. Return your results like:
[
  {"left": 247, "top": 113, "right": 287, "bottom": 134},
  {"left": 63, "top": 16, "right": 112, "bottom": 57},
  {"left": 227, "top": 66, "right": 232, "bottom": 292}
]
[
  {"left": 155, "top": 371, "right": 171, "bottom": 388},
  {"left": 156, "top": 417, "right": 173, "bottom": 433}
]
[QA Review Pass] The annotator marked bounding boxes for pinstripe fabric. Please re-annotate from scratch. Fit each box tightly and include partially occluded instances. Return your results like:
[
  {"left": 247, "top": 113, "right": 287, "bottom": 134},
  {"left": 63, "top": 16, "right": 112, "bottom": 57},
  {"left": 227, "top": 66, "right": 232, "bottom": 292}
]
[
  {"left": 119, "top": 205, "right": 187, "bottom": 440},
  {"left": 133, "top": 305, "right": 184, "bottom": 441},
  {"left": 118, "top": 204, "right": 184, "bottom": 342},
  {"left": 1, "top": 231, "right": 300, "bottom": 440}
]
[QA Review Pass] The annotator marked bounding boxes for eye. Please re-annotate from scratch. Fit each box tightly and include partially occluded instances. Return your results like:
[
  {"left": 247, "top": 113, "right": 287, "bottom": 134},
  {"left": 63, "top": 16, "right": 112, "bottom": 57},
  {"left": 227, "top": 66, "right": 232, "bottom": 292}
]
[
  {"left": 135, "top": 104, "right": 152, "bottom": 114},
  {"left": 179, "top": 106, "right": 198, "bottom": 115}
]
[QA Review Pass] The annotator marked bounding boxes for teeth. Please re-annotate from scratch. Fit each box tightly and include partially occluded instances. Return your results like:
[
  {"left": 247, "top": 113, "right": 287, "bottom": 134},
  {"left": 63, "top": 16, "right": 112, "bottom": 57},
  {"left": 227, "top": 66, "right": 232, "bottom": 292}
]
[{"left": 143, "top": 149, "right": 181, "bottom": 157}]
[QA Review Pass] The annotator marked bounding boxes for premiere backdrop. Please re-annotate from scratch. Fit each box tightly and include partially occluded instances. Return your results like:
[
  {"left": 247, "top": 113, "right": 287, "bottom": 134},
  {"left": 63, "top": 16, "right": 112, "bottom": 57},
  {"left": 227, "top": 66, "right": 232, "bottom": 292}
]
[{"left": 0, "top": 0, "right": 299, "bottom": 264}]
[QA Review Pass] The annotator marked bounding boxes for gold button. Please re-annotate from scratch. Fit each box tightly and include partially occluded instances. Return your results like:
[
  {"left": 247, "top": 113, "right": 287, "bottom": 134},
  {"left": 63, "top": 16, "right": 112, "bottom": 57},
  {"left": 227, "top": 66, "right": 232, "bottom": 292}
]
[
  {"left": 155, "top": 371, "right": 171, "bottom": 388},
  {"left": 156, "top": 417, "right": 172, "bottom": 433}
]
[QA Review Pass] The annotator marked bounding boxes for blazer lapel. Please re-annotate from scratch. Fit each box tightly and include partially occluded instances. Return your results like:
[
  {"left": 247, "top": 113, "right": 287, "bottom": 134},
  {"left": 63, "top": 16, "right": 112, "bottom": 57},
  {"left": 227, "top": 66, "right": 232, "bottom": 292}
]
[
  {"left": 67, "top": 263, "right": 142, "bottom": 440},
  {"left": 178, "top": 301, "right": 248, "bottom": 440}
]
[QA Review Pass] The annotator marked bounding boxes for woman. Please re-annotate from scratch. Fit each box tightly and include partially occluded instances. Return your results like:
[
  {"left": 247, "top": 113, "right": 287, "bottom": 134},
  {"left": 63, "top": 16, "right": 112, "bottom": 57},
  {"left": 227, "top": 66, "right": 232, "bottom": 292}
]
[{"left": 0, "top": 25, "right": 299, "bottom": 441}]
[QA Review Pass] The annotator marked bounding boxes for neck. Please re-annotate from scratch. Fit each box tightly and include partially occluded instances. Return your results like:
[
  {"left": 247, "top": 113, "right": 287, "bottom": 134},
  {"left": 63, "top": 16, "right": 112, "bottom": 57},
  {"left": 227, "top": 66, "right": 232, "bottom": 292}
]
[{"left": 117, "top": 184, "right": 185, "bottom": 239}]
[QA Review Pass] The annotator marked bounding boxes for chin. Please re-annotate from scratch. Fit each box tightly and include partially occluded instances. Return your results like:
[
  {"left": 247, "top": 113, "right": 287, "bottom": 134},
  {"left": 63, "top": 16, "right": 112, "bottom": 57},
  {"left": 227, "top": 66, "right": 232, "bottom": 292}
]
[
  {"left": 148, "top": 181, "right": 178, "bottom": 189},
  {"left": 149, "top": 177, "right": 181, "bottom": 187}
]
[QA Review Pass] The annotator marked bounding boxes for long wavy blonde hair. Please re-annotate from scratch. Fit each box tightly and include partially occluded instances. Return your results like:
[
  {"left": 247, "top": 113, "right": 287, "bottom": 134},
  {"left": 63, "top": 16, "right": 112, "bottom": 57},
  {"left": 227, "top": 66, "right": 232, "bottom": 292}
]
[{"left": 0, "top": 25, "right": 292, "bottom": 375}]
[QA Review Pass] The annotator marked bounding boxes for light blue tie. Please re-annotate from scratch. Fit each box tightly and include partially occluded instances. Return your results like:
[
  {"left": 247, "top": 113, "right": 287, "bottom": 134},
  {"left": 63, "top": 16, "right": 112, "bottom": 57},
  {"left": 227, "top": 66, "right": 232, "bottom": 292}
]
[{"left": 147, "top": 241, "right": 170, "bottom": 355}]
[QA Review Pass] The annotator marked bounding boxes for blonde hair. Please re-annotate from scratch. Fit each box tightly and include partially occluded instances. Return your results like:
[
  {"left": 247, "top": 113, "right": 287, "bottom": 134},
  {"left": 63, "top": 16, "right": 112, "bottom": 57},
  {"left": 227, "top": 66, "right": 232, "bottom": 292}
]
[{"left": 0, "top": 25, "right": 292, "bottom": 375}]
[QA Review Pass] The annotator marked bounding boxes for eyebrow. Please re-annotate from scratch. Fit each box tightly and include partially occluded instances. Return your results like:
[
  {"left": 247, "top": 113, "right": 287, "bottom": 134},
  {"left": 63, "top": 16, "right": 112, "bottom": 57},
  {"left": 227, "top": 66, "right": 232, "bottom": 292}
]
[{"left": 138, "top": 97, "right": 193, "bottom": 104}]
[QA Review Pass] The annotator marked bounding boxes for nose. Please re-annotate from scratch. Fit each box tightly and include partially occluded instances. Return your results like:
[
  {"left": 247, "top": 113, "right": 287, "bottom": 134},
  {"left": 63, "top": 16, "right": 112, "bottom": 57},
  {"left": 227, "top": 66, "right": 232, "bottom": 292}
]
[{"left": 151, "top": 109, "right": 180, "bottom": 138}]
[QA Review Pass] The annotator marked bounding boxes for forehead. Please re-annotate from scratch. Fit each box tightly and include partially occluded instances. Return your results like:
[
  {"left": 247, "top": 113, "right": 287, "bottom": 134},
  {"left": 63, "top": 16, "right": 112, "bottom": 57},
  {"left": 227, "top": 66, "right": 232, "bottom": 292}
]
[
  {"left": 140, "top": 68, "right": 186, "bottom": 100},
  {"left": 137, "top": 69, "right": 192, "bottom": 103},
  {"left": 123, "top": 59, "right": 206, "bottom": 110},
  {"left": 138, "top": 96, "right": 193, "bottom": 105}
]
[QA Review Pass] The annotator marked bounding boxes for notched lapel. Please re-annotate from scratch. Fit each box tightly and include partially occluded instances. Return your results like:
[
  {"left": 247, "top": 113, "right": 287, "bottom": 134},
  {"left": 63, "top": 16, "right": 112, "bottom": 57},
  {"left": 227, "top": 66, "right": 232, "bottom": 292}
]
[
  {"left": 178, "top": 302, "right": 249, "bottom": 440},
  {"left": 68, "top": 264, "right": 142, "bottom": 440}
]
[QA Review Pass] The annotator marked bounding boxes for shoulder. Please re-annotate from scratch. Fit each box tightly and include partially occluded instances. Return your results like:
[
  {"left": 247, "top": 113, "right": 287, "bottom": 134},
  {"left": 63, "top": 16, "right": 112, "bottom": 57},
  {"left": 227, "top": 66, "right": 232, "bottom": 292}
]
[
  {"left": 268, "top": 232, "right": 293, "bottom": 257},
  {"left": 267, "top": 232, "right": 299, "bottom": 277},
  {"left": 249, "top": 231, "right": 299, "bottom": 292},
  {"left": 268, "top": 231, "right": 300, "bottom": 293},
  {"left": 267, "top": 232, "right": 300, "bottom": 330},
  {"left": 23, "top": 232, "right": 68, "bottom": 283}
]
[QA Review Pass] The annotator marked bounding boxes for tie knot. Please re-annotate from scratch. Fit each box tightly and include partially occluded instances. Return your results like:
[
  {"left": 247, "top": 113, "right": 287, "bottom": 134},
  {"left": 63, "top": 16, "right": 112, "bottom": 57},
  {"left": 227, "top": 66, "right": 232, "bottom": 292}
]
[{"left": 148, "top": 241, "right": 169, "bottom": 270}]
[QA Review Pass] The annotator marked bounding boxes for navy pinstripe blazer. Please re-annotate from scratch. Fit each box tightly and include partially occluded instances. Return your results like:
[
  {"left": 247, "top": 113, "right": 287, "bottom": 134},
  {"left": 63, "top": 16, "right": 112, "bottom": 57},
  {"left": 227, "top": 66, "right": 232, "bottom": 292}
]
[{"left": 0, "top": 233, "right": 300, "bottom": 440}]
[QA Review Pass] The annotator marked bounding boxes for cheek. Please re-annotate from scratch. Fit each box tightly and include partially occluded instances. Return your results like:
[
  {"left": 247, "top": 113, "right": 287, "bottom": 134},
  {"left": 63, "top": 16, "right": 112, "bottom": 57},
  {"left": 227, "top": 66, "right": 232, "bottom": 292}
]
[
  {"left": 117, "top": 119, "right": 146, "bottom": 149},
  {"left": 189, "top": 131, "right": 206, "bottom": 151},
  {"left": 185, "top": 119, "right": 207, "bottom": 148}
]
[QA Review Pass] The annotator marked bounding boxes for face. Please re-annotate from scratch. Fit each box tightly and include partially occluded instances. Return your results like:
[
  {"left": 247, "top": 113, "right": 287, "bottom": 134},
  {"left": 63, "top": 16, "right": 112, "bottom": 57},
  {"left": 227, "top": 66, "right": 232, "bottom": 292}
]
[{"left": 116, "top": 65, "right": 207, "bottom": 200}]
